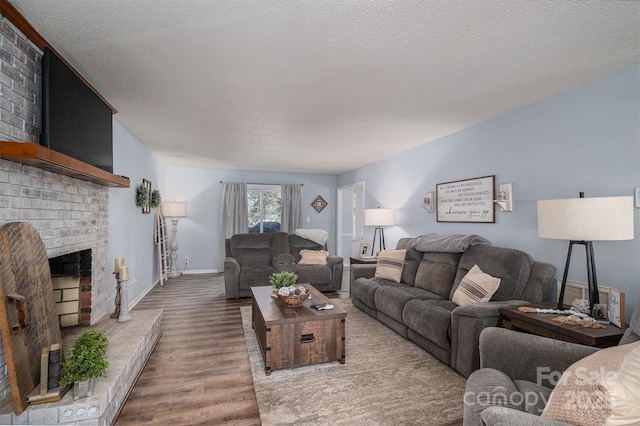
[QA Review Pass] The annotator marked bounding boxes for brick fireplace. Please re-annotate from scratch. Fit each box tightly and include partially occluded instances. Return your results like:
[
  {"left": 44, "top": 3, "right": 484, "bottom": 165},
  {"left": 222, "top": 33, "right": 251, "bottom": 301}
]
[
  {"left": 0, "top": 17, "right": 110, "bottom": 400},
  {"left": 0, "top": 11, "right": 163, "bottom": 425}
]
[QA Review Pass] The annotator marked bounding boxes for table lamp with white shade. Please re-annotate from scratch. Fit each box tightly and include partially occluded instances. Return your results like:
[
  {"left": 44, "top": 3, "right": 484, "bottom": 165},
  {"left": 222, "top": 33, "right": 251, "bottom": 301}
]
[
  {"left": 537, "top": 194, "right": 634, "bottom": 312},
  {"left": 163, "top": 201, "right": 187, "bottom": 278},
  {"left": 364, "top": 207, "right": 395, "bottom": 255}
]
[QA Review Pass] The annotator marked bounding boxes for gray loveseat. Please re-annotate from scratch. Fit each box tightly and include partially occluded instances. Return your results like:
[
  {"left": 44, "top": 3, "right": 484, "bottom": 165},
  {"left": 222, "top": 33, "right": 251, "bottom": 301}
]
[
  {"left": 350, "top": 236, "right": 556, "bottom": 378},
  {"left": 224, "top": 232, "right": 343, "bottom": 298},
  {"left": 463, "top": 302, "right": 640, "bottom": 425}
]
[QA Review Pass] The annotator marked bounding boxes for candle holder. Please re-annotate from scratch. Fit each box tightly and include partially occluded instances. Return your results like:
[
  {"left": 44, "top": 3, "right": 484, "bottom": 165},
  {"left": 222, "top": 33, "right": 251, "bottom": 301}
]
[
  {"left": 110, "top": 271, "right": 121, "bottom": 319},
  {"left": 118, "top": 279, "right": 132, "bottom": 323}
]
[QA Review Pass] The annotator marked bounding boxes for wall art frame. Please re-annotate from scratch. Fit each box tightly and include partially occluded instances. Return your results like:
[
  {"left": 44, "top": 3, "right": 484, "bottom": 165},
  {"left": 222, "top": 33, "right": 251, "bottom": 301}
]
[
  {"left": 436, "top": 175, "right": 495, "bottom": 223},
  {"left": 359, "top": 242, "right": 372, "bottom": 257},
  {"left": 311, "top": 195, "right": 328, "bottom": 213},
  {"left": 141, "top": 179, "right": 152, "bottom": 214},
  {"left": 608, "top": 288, "right": 626, "bottom": 329}
]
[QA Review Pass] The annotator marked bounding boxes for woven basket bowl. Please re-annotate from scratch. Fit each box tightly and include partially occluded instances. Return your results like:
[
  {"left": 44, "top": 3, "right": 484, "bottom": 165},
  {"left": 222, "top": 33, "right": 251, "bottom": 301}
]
[{"left": 275, "top": 290, "right": 310, "bottom": 307}]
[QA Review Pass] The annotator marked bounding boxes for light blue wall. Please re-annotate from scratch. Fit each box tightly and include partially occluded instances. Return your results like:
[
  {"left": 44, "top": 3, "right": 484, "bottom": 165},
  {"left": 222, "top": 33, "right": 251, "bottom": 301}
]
[
  {"left": 162, "top": 166, "right": 338, "bottom": 272},
  {"left": 108, "top": 120, "right": 165, "bottom": 312},
  {"left": 107, "top": 65, "right": 639, "bottom": 321},
  {"left": 338, "top": 65, "right": 640, "bottom": 320}
]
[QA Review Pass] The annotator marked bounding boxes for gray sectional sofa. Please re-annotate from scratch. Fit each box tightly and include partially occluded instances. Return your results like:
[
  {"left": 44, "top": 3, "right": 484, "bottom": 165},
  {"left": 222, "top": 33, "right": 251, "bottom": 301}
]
[
  {"left": 351, "top": 236, "right": 556, "bottom": 378},
  {"left": 224, "top": 232, "right": 343, "bottom": 298}
]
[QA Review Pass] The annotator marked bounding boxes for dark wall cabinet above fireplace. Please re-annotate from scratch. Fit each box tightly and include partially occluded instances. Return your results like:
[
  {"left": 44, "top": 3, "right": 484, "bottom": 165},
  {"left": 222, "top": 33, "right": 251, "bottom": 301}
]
[{"left": 0, "top": 141, "right": 130, "bottom": 188}]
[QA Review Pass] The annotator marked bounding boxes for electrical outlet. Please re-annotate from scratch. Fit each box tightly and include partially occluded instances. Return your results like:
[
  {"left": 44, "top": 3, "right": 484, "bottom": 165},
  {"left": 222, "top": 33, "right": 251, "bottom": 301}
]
[{"left": 184, "top": 257, "right": 190, "bottom": 264}]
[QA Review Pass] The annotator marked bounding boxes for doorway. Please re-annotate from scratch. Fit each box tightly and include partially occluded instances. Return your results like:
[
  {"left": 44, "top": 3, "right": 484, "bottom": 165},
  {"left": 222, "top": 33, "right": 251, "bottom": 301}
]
[{"left": 336, "top": 182, "right": 365, "bottom": 260}]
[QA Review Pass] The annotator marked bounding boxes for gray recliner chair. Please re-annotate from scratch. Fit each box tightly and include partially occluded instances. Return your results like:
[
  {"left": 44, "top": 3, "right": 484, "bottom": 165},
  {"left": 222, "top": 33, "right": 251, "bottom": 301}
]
[{"left": 463, "top": 302, "right": 640, "bottom": 425}]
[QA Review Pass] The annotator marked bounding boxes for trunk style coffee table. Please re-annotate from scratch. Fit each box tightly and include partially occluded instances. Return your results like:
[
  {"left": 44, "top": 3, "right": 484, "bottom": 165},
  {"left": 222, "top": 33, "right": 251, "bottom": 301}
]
[{"left": 251, "top": 284, "right": 347, "bottom": 375}]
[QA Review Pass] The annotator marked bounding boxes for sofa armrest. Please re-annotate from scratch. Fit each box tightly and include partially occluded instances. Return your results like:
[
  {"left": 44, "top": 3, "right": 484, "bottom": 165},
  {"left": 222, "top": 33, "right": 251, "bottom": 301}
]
[
  {"left": 224, "top": 257, "right": 241, "bottom": 299},
  {"left": 327, "top": 255, "right": 344, "bottom": 291},
  {"left": 450, "top": 300, "right": 530, "bottom": 377},
  {"left": 479, "top": 327, "right": 599, "bottom": 387},
  {"left": 326, "top": 255, "right": 343, "bottom": 269},
  {"left": 350, "top": 263, "right": 377, "bottom": 283},
  {"left": 453, "top": 300, "right": 530, "bottom": 318},
  {"left": 480, "top": 406, "right": 571, "bottom": 426}
]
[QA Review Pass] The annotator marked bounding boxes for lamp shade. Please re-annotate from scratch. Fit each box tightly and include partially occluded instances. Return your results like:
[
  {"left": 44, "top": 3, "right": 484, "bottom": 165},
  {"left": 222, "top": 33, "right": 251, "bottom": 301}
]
[
  {"left": 537, "top": 196, "right": 633, "bottom": 241},
  {"left": 364, "top": 208, "right": 395, "bottom": 226},
  {"left": 163, "top": 202, "right": 187, "bottom": 218}
]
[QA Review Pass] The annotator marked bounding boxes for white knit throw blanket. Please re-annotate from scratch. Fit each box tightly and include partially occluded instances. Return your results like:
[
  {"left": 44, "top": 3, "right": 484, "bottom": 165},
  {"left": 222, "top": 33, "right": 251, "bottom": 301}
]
[{"left": 294, "top": 228, "right": 329, "bottom": 245}]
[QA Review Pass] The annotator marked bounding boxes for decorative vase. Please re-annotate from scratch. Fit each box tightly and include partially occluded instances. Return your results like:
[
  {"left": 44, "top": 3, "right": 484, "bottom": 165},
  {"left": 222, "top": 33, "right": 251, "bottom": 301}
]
[{"left": 73, "top": 377, "right": 94, "bottom": 400}]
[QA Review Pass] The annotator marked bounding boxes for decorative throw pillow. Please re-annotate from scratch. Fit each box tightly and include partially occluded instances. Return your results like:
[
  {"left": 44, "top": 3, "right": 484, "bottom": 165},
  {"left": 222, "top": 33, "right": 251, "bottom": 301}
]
[
  {"left": 541, "top": 341, "right": 640, "bottom": 426},
  {"left": 374, "top": 249, "right": 406, "bottom": 283},
  {"left": 298, "top": 249, "right": 329, "bottom": 265},
  {"left": 452, "top": 264, "right": 501, "bottom": 305}
]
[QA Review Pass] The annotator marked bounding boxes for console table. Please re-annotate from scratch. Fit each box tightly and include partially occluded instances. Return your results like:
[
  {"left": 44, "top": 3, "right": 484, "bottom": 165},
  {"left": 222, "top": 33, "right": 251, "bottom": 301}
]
[{"left": 499, "top": 302, "right": 626, "bottom": 348}]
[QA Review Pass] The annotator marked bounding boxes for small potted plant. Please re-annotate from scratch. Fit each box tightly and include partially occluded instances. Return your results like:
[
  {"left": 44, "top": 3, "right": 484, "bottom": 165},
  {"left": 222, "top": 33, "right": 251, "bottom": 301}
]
[
  {"left": 269, "top": 271, "right": 298, "bottom": 289},
  {"left": 60, "top": 330, "right": 109, "bottom": 400}
]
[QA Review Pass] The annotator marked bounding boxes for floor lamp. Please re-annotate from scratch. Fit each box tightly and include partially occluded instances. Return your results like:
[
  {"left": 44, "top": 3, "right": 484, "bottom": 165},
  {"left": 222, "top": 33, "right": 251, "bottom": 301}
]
[
  {"left": 364, "top": 208, "right": 395, "bottom": 255},
  {"left": 163, "top": 201, "right": 187, "bottom": 278},
  {"left": 537, "top": 194, "right": 634, "bottom": 312}
]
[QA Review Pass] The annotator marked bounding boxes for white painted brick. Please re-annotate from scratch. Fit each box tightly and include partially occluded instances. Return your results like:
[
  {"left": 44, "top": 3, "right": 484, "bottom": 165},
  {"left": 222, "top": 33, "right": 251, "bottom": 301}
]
[
  {"left": 26, "top": 409, "right": 44, "bottom": 425},
  {"left": 9, "top": 196, "right": 30, "bottom": 208},
  {"left": 52, "top": 289, "right": 62, "bottom": 302},
  {"left": 19, "top": 209, "right": 39, "bottom": 220},
  {"left": 0, "top": 183, "right": 21, "bottom": 196},
  {"left": 42, "top": 407, "right": 59, "bottom": 424}
]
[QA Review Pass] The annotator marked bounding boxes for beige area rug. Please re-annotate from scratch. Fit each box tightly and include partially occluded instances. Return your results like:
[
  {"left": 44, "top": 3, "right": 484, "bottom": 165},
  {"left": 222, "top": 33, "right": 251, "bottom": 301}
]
[{"left": 241, "top": 300, "right": 466, "bottom": 425}]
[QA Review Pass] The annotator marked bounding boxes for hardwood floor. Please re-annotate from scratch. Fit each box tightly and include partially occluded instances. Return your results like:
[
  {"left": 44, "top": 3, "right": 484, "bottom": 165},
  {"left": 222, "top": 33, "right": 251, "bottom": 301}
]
[{"left": 115, "top": 273, "right": 347, "bottom": 425}]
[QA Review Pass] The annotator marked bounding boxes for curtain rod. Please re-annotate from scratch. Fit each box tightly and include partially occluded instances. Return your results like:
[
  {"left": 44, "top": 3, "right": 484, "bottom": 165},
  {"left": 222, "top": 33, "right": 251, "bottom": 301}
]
[{"left": 219, "top": 181, "right": 303, "bottom": 186}]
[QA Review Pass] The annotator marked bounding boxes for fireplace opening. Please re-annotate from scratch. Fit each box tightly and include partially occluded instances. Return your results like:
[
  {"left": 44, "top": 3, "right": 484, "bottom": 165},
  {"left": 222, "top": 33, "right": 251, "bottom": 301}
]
[{"left": 49, "top": 249, "right": 92, "bottom": 327}]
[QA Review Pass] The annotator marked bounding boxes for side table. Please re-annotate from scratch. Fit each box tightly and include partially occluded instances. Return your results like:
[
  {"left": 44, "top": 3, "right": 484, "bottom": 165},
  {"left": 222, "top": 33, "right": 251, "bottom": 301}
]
[{"left": 499, "top": 302, "right": 626, "bottom": 348}]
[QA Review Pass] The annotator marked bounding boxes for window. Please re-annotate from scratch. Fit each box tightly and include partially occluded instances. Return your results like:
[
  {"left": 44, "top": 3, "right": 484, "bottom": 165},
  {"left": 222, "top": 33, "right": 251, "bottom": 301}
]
[{"left": 248, "top": 184, "right": 281, "bottom": 233}]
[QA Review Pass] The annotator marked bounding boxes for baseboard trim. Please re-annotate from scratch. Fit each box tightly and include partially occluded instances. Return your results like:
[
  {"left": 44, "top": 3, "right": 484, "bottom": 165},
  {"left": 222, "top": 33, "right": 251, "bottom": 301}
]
[
  {"left": 182, "top": 269, "right": 218, "bottom": 275},
  {"left": 129, "top": 279, "right": 158, "bottom": 309}
]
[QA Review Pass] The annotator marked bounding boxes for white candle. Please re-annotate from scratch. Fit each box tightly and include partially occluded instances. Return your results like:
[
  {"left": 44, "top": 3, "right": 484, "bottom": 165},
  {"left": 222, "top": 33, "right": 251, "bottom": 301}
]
[
  {"left": 119, "top": 266, "right": 129, "bottom": 281},
  {"left": 115, "top": 257, "right": 125, "bottom": 273}
]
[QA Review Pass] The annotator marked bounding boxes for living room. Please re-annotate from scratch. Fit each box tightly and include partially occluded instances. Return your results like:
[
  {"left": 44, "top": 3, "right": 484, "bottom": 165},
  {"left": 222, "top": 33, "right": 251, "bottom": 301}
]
[{"left": 0, "top": 1, "right": 638, "bottom": 425}]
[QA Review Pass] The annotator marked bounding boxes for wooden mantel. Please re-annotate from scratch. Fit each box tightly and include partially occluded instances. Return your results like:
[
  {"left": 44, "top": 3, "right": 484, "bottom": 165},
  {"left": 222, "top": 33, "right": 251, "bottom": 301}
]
[{"left": 0, "top": 142, "right": 130, "bottom": 187}]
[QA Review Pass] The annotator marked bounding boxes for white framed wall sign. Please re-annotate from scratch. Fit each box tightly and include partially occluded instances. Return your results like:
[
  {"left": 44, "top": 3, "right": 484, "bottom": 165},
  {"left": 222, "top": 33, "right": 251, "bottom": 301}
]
[{"left": 436, "top": 175, "right": 495, "bottom": 223}]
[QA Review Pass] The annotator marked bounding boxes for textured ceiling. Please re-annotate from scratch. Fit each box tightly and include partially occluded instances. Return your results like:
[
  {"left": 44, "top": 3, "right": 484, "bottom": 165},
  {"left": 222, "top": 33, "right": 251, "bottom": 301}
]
[{"left": 9, "top": 0, "right": 640, "bottom": 174}]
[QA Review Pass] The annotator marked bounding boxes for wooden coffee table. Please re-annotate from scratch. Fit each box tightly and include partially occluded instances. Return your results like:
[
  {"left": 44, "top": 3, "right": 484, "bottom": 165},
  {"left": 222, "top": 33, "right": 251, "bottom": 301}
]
[{"left": 251, "top": 284, "right": 347, "bottom": 375}]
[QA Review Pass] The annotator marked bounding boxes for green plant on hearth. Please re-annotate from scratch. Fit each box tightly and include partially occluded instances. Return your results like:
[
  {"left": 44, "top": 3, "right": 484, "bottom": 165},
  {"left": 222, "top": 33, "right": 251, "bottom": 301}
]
[
  {"left": 59, "top": 330, "right": 109, "bottom": 387},
  {"left": 136, "top": 183, "right": 150, "bottom": 208},
  {"left": 269, "top": 271, "right": 298, "bottom": 289},
  {"left": 150, "top": 189, "right": 162, "bottom": 209}
]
